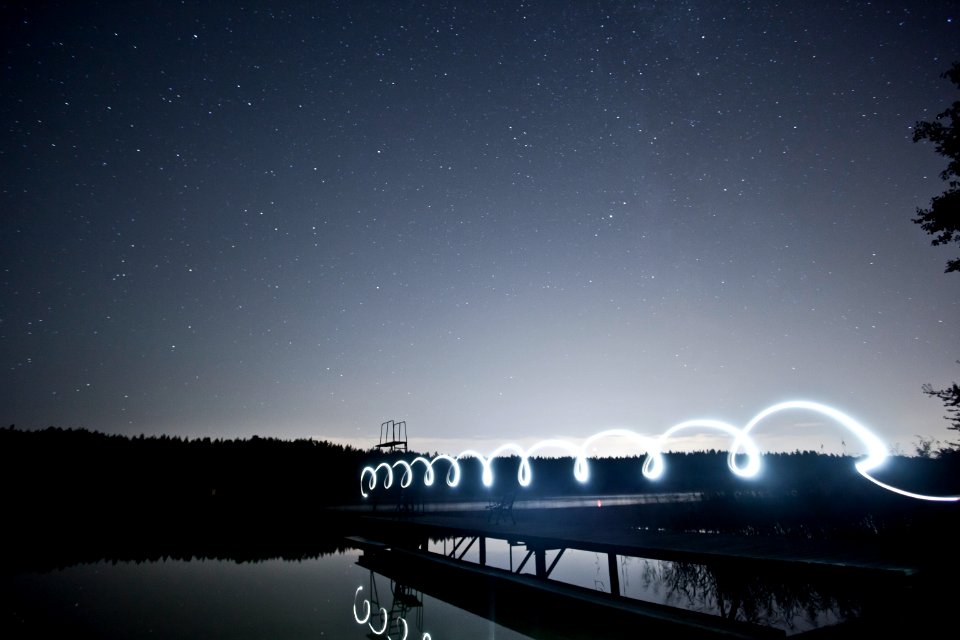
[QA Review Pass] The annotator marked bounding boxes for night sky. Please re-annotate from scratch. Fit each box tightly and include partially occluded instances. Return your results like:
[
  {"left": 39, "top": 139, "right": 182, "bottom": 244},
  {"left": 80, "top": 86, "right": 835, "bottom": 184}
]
[{"left": 2, "top": 1, "right": 959, "bottom": 457}]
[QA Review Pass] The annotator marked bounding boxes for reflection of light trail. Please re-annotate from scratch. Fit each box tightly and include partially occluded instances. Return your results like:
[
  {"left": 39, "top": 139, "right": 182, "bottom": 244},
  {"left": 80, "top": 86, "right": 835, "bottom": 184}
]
[
  {"left": 352, "top": 586, "right": 371, "bottom": 624},
  {"left": 352, "top": 585, "right": 430, "bottom": 640},
  {"left": 359, "top": 400, "right": 960, "bottom": 502}
]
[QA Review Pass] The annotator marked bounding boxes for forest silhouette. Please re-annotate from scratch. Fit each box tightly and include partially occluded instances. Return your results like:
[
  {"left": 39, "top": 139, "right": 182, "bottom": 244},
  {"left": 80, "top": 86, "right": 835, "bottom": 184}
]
[{"left": 3, "top": 425, "right": 958, "bottom": 571}]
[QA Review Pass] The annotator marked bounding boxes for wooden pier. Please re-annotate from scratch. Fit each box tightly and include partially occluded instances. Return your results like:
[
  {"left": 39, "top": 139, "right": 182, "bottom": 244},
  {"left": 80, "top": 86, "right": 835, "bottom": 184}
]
[
  {"left": 351, "top": 507, "right": 927, "bottom": 577},
  {"left": 351, "top": 534, "right": 786, "bottom": 639},
  {"left": 344, "top": 504, "right": 951, "bottom": 637}
]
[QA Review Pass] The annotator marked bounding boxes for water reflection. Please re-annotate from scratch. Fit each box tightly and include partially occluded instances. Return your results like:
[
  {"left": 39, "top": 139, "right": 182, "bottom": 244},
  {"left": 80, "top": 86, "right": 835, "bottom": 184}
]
[
  {"left": 358, "top": 540, "right": 797, "bottom": 638},
  {"left": 414, "top": 534, "right": 900, "bottom": 635},
  {"left": 3, "top": 532, "right": 907, "bottom": 638},
  {"left": 629, "top": 557, "right": 868, "bottom": 634},
  {"left": 4, "top": 548, "right": 532, "bottom": 639},
  {"left": 352, "top": 573, "right": 431, "bottom": 640}
]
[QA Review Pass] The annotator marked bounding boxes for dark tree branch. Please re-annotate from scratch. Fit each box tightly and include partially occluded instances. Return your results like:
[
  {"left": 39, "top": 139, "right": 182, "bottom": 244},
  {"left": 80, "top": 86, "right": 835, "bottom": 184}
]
[{"left": 913, "top": 62, "right": 960, "bottom": 272}]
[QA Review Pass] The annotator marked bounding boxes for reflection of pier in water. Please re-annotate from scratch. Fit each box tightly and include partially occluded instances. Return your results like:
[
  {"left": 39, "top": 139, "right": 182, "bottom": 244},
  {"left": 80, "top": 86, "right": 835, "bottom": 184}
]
[
  {"left": 346, "top": 508, "right": 941, "bottom": 638},
  {"left": 351, "top": 535, "right": 789, "bottom": 638},
  {"left": 353, "top": 570, "right": 426, "bottom": 639}
]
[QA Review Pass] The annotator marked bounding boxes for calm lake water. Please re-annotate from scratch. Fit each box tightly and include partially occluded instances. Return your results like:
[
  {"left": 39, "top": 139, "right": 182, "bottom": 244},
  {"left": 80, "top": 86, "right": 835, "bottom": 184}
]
[
  {"left": 3, "top": 547, "right": 531, "bottom": 639},
  {"left": 3, "top": 536, "right": 864, "bottom": 638},
  {"left": 425, "top": 537, "right": 852, "bottom": 634}
]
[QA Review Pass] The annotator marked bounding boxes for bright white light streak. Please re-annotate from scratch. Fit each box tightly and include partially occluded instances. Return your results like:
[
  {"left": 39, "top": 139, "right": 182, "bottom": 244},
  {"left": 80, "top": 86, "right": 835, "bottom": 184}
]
[
  {"left": 660, "top": 419, "right": 763, "bottom": 479},
  {"left": 359, "top": 462, "right": 395, "bottom": 498},
  {"left": 369, "top": 606, "right": 388, "bottom": 635},
  {"left": 353, "top": 585, "right": 429, "bottom": 639},
  {"left": 431, "top": 454, "right": 461, "bottom": 487},
  {"left": 578, "top": 429, "right": 663, "bottom": 482},
  {"left": 393, "top": 460, "right": 413, "bottom": 488},
  {"left": 359, "top": 401, "right": 960, "bottom": 502},
  {"left": 352, "top": 586, "right": 371, "bottom": 624},
  {"left": 410, "top": 456, "right": 434, "bottom": 485},
  {"left": 737, "top": 400, "right": 959, "bottom": 502},
  {"left": 361, "top": 454, "right": 461, "bottom": 497}
]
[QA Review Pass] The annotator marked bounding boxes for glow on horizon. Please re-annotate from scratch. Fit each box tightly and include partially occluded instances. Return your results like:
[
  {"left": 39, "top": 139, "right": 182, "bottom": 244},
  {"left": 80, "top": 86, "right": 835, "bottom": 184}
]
[{"left": 360, "top": 400, "right": 960, "bottom": 502}]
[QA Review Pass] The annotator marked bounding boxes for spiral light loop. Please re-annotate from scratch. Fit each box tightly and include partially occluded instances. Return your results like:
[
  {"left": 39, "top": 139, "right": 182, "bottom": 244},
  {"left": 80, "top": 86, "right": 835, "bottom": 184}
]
[{"left": 359, "top": 401, "right": 959, "bottom": 502}]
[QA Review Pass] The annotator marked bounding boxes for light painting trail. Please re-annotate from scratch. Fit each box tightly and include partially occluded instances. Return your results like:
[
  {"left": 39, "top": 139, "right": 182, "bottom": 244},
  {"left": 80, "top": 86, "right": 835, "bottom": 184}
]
[
  {"left": 353, "top": 586, "right": 431, "bottom": 640},
  {"left": 359, "top": 401, "right": 960, "bottom": 502}
]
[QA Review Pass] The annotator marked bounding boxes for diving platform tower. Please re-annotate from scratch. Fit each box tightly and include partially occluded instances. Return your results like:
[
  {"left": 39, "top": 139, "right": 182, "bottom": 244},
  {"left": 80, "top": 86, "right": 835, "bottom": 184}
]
[{"left": 376, "top": 419, "right": 408, "bottom": 453}]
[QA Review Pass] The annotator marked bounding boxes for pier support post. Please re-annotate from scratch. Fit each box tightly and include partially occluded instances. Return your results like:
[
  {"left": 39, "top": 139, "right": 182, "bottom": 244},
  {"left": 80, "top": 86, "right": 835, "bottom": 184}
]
[
  {"left": 479, "top": 537, "right": 486, "bottom": 566},
  {"left": 608, "top": 553, "right": 620, "bottom": 596},
  {"left": 535, "top": 548, "right": 547, "bottom": 578}
]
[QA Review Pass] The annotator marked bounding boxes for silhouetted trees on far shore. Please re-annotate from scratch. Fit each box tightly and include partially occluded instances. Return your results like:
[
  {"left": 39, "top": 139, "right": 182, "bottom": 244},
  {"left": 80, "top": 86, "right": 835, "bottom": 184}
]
[{"left": 2, "top": 425, "right": 958, "bottom": 571}]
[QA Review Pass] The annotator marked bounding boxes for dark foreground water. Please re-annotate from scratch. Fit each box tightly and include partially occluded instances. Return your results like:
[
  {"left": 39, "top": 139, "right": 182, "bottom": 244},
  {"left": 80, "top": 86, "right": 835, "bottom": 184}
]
[
  {"left": 3, "top": 548, "right": 533, "bottom": 639},
  {"left": 3, "top": 535, "right": 879, "bottom": 639}
]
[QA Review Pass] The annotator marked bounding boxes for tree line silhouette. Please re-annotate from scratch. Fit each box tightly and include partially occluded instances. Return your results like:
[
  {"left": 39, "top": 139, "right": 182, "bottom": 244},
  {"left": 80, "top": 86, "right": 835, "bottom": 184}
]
[
  {"left": 3, "top": 425, "right": 957, "bottom": 571},
  {"left": 370, "top": 444, "right": 960, "bottom": 500},
  {"left": 373, "top": 447, "right": 960, "bottom": 541},
  {"left": 1, "top": 425, "right": 368, "bottom": 572},
  {"left": 1, "top": 425, "right": 369, "bottom": 512}
]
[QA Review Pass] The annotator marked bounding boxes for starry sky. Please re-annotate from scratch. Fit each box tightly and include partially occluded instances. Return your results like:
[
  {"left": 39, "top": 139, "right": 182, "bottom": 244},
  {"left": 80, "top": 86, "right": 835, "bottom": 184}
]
[{"left": 2, "top": 1, "right": 959, "bottom": 457}]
